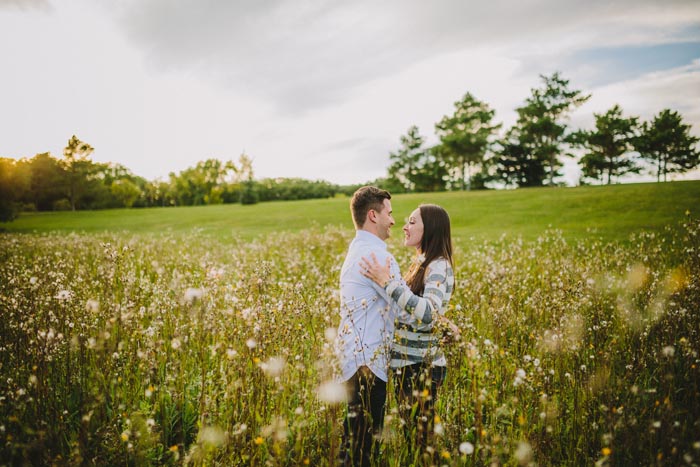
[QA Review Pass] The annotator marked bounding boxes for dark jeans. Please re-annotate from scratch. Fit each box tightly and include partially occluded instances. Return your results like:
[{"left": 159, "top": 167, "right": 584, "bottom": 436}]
[
  {"left": 341, "top": 366, "right": 387, "bottom": 467},
  {"left": 392, "top": 364, "right": 446, "bottom": 455}
]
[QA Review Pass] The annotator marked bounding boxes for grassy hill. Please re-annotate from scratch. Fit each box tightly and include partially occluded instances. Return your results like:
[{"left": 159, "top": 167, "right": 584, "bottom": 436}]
[{"left": 3, "top": 181, "right": 699, "bottom": 244}]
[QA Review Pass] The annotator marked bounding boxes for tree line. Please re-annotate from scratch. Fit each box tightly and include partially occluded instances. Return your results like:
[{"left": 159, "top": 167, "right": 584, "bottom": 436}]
[
  {"left": 0, "top": 139, "right": 338, "bottom": 222},
  {"left": 2, "top": 71, "right": 698, "bottom": 222},
  {"left": 379, "top": 72, "right": 699, "bottom": 193}
]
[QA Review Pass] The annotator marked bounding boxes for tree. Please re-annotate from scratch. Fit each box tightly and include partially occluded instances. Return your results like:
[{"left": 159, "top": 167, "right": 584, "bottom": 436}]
[
  {"left": 575, "top": 105, "right": 640, "bottom": 184},
  {"left": 387, "top": 126, "right": 447, "bottom": 192},
  {"left": 110, "top": 179, "right": 142, "bottom": 208},
  {"left": 62, "top": 135, "right": 95, "bottom": 211},
  {"left": 635, "top": 109, "right": 700, "bottom": 182},
  {"left": 387, "top": 125, "right": 426, "bottom": 192},
  {"left": 516, "top": 72, "right": 590, "bottom": 186},
  {"left": 435, "top": 93, "right": 501, "bottom": 190},
  {"left": 26, "top": 152, "right": 66, "bottom": 210},
  {"left": 0, "top": 158, "right": 29, "bottom": 222},
  {"left": 237, "top": 153, "right": 258, "bottom": 205},
  {"left": 169, "top": 158, "right": 237, "bottom": 205},
  {"left": 495, "top": 127, "right": 546, "bottom": 188}
]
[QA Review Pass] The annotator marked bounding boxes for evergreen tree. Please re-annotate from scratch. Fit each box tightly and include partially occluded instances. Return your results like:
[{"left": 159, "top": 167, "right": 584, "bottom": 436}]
[
  {"left": 435, "top": 92, "right": 501, "bottom": 190},
  {"left": 495, "top": 127, "right": 546, "bottom": 188},
  {"left": 576, "top": 105, "right": 640, "bottom": 184},
  {"left": 516, "top": 72, "right": 590, "bottom": 186},
  {"left": 635, "top": 109, "right": 700, "bottom": 182}
]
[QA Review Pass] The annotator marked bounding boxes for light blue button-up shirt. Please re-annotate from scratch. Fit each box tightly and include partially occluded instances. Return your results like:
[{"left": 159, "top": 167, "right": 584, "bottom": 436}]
[{"left": 336, "top": 230, "right": 402, "bottom": 382}]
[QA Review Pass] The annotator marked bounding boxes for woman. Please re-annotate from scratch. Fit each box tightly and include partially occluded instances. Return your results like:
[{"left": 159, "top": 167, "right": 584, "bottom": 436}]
[{"left": 360, "top": 203, "right": 455, "bottom": 457}]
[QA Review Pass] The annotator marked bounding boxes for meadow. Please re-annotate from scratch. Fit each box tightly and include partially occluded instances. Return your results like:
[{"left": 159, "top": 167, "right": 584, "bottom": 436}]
[{"left": 1, "top": 182, "right": 699, "bottom": 466}]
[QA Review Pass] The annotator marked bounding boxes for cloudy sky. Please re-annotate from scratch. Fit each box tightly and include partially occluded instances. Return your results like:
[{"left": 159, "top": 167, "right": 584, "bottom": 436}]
[{"left": 2, "top": 0, "right": 699, "bottom": 185}]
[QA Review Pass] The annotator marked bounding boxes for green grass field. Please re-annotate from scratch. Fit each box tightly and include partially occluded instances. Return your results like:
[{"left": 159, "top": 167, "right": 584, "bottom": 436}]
[
  {"left": 1, "top": 181, "right": 699, "bottom": 466},
  {"left": 5, "top": 181, "right": 700, "bottom": 243}
]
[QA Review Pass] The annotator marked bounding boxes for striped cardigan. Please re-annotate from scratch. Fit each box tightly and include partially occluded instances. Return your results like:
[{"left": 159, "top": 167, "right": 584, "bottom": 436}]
[{"left": 385, "top": 257, "right": 455, "bottom": 369}]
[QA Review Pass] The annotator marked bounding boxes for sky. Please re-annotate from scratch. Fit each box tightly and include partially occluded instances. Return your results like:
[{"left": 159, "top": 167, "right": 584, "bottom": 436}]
[{"left": 1, "top": 0, "right": 699, "bottom": 186}]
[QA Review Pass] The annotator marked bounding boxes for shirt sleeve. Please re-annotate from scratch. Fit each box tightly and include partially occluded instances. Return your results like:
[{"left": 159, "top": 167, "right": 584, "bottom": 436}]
[{"left": 384, "top": 259, "right": 449, "bottom": 324}]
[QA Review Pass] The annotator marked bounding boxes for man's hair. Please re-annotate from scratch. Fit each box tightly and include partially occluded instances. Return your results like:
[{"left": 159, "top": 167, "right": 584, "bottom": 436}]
[{"left": 350, "top": 186, "right": 391, "bottom": 229}]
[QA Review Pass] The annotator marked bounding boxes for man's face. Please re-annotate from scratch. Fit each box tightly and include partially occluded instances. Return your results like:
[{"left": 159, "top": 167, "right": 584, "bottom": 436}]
[{"left": 373, "top": 198, "right": 395, "bottom": 240}]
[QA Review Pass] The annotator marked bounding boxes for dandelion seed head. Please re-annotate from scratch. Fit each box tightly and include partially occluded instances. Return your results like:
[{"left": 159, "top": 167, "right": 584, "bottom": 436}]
[
  {"left": 85, "top": 299, "right": 99, "bottom": 313},
  {"left": 459, "top": 441, "right": 474, "bottom": 455},
  {"left": 260, "top": 356, "right": 285, "bottom": 377},
  {"left": 317, "top": 380, "right": 347, "bottom": 404},
  {"left": 662, "top": 345, "right": 675, "bottom": 357},
  {"left": 55, "top": 290, "right": 72, "bottom": 301},
  {"left": 246, "top": 338, "right": 257, "bottom": 349},
  {"left": 171, "top": 338, "right": 182, "bottom": 350},
  {"left": 514, "top": 441, "right": 533, "bottom": 465},
  {"left": 198, "top": 426, "right": 226, "bottom": 447},
  {"left": 324, "top": 327, "right": 337, "bottom": 342},
  {"left": 184, "top": 287, "right": 204, "bottom": 303}
]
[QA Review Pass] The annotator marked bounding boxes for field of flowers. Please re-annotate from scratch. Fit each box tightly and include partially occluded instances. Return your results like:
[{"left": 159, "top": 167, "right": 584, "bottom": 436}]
[{"left": 1, "top": 218, "right": 699, "bottom": 466}]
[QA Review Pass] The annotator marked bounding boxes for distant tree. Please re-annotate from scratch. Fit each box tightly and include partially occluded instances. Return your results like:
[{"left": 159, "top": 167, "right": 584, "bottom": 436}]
[
  {"left": 495, "top": 127, "right": 546, "bottom": 188},
  {"left": 26, "top": 152, "right": 66, "bottom": 210},
  {"left": 435, "top": 92, "right": 501, "bottom": 190},
  {"left": 634, "top": 109, "right": 700, "bottom": 182},
  {"left": 387, "top": 126, "right": 447, "bottom": 192},
  {"left": 387, "top": 125, "right": 426, "bottom": 192},
  {"left": 237, "top": 153, "right": 258, "bottom": 205},
  {"left": 62, "top": 135, "right": 95, "bottom": 211},
  {"left": 516, "top": 72, "right": 590, "bottom": 186},
  {"left": 574, "top": 105, "right": 640, "bottom": 184},
  {"left": 110, "top": 179, "right": 142, "bottom": 208},
  {"left": 0, "top": 158, "right": 29, "bottom": 222},
  {"left": 170, "top": 158, "right": 237, "bottom": 205}
]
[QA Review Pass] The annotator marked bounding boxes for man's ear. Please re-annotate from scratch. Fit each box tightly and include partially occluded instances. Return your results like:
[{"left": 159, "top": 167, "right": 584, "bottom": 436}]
[{"left": 367, "top": 209, "right": 376, "bottom": 224}]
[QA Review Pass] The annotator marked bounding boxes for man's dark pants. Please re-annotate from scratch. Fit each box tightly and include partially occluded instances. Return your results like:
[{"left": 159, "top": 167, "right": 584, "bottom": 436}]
[{"left": 340, "top": 366, "right": 386, "bottom": 467}]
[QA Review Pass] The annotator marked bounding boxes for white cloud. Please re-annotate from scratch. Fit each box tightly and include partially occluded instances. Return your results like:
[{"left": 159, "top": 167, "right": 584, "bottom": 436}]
[{"left": 1, "top": 0, "right": 698, "bottom": 184}]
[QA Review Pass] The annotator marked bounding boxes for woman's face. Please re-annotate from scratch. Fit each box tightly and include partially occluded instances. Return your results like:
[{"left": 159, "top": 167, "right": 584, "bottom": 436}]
[{"left": 403, "top": 208, "right": 424, "bottom": 250}]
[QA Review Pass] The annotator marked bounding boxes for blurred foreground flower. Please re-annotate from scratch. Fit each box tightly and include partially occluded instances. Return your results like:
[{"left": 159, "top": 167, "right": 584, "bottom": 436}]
[
  {"left": 184, "top": 287, "right": 204, "bottom": 303},
  {"left": 317, "top": 380, "right": 347, "bottom": 404}
]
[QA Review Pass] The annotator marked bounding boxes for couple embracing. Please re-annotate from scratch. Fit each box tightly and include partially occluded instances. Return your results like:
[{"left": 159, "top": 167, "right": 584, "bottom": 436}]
[{"left": 335, "top": 186, "right": 456, "bottom": 467}]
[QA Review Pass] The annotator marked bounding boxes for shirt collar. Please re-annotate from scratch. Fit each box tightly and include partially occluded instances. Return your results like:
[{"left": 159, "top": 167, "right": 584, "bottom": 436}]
[{"left": 355, "top": 229, "right": 387, "bottom": 249}]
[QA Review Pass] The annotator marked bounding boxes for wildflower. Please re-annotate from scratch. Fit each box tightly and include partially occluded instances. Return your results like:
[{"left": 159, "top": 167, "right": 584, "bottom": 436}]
[
  {"left": 226, "top": 348, "right": 238, "bottom": 359},
  {"left": 602, "top": 447, "right": 612, "bottom": 456},
  {"left": 55, "top": 290, "right": 72, "bottom": 301},
  {"left": 121, "top": 430, "right": 130, "bottom": 442},
  {"left": 198, "top": 426, "right": 226, "bottom": 447},
  {"left": 434, "top": 423, "right": 444, "bottom": 435},
  {"left": 169, "top": 445, "right": 179, "bottom": 452},
  {"left": 184, "top": 287, "right": 203, "bottom": 303},
  {"left": 85, "top": 299, "right": 99, "bottom": 313},
  {"left": 441, "top": 451, "right": 450, "bottom": 459},
  {"left": 459, "top": 441, "right": 474, "bottom": 455},
  {"left": 324, "top": 327, "right": 337, "bottom": 342},
  {"left": 260, "top": 356, "right": 285, "bottom": 377},
  {"left": 171, "top": 338, "right": 182, "bottom": 350},
  {"left": 29, "top": 277, "right": 37, "bottom": 285},
  {"left": 254, "top": 436, "right": 264, "bottom": 445},
  {"left": 662, "top": 346, "right": 675, "bottom": 357},
  {"left": 317, "top": 380, "right": 347, "bottom": 404},
  {"left": 514, "top": 441, "right": 533, "bottom": 465},
  {"left": 145, "top": 385, "right": 155, "bottom": 398}
]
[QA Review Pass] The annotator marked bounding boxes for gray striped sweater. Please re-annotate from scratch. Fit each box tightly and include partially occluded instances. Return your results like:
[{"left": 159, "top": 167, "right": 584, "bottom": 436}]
[{"left": 384, "top": 257, "right": 455, "bottom": 369}]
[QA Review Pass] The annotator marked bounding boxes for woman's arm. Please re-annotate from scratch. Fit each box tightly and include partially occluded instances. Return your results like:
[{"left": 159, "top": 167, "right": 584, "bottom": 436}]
[{"left": 361, "top": 253, "right": 449, "bottom": 325}]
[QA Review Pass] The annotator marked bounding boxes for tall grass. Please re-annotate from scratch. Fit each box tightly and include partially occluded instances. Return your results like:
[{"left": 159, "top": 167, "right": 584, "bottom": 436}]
[{"left": 0, "top": 216, "right": 698, "bottom": 465}]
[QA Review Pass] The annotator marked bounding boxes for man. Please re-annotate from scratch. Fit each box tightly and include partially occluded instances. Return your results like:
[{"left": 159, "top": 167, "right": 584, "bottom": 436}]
[{"left": 336, "top": 186, "right": 401, "bottom": 467}]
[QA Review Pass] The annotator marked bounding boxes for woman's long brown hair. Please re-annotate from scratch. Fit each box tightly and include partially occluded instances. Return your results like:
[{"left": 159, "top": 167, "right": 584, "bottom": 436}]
[{"left": 405, "top": 204, "right": 453, "bottom": 295}]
